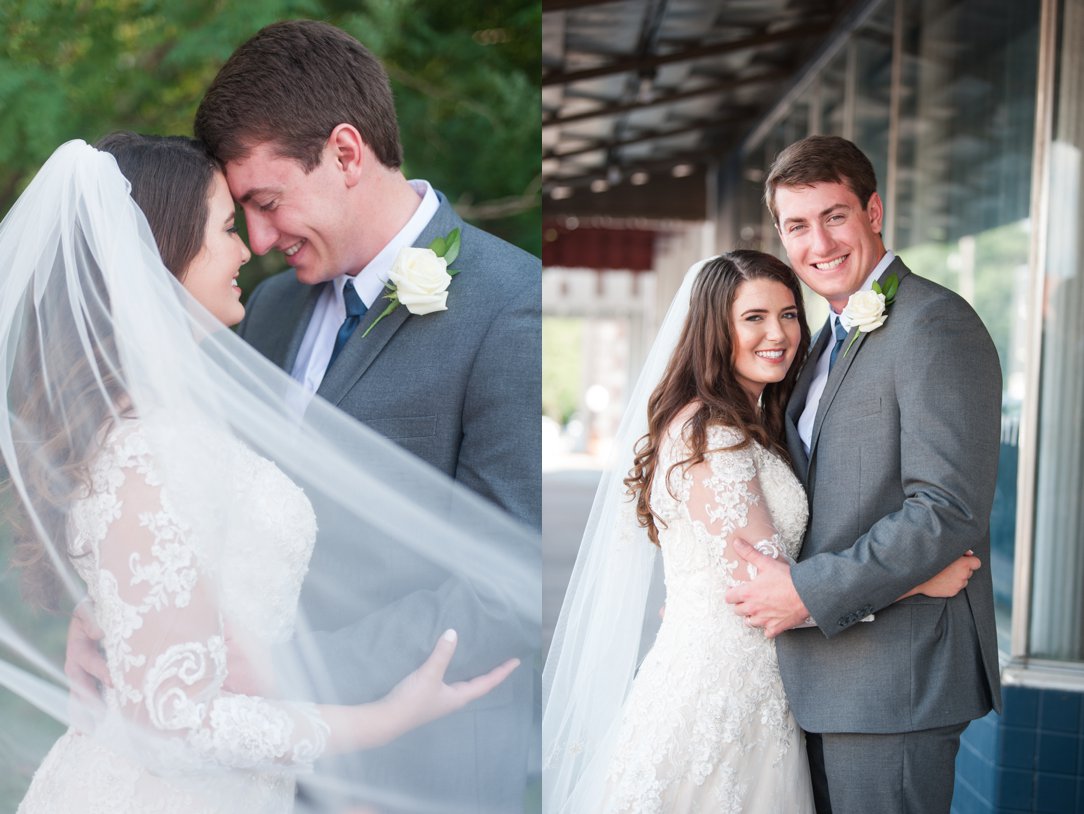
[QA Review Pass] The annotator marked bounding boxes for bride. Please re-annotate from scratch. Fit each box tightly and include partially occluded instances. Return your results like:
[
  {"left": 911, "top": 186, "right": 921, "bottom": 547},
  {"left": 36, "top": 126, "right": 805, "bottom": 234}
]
[
  {"left": 0, "top": 138, "right": 536, "bottom": 812},
  {"left": 543, "top": 252, "right": 977, "bottom": 812}
]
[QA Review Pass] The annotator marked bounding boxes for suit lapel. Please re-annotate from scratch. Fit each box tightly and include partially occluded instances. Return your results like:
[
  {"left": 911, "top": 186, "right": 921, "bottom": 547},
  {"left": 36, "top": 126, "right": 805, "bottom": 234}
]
[
  {"left": 807, "top": 324, "right": 864, "bottom": 458},
  {"left": 277, "top": 283, "right": 324, "bottom": 373},
  {"left": 315, "top": 195, "right": 466, "bottom": 407},
  {"left": 806, "top": 257, "right": 910, "bottom": 462}
]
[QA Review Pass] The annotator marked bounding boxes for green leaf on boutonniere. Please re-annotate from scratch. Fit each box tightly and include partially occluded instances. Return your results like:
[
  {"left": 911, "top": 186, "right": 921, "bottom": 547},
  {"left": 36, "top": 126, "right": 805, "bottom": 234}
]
[
  {"left": 873, "top": 273, "right": 899, "bottom": 305},
  {"left": 431, "top": 227, "right": 461, "bottom": 269}
]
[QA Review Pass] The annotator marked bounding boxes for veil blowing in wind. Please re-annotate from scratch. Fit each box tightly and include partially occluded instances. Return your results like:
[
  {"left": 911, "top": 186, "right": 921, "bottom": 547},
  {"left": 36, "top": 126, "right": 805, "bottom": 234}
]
[{"left": 0, "top": 140, "right": 539, "bottom": 813}]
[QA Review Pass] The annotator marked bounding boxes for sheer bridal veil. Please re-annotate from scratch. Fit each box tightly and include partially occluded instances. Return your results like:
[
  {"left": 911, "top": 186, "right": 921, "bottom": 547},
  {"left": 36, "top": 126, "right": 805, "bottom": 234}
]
[
  {"left": 0, "top": 141, "right": 539, "bottom": 811},
  {"left": 542, "top": 260, "right": 707, "bottom": 812}
]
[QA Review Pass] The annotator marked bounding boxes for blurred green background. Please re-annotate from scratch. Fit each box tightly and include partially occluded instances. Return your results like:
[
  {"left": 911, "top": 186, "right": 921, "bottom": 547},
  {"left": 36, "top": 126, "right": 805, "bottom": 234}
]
[
  {"left": 0, "top": 0, "right": 539, "bottom": 805},
  {"left": 0, "top": 0, "right": 542, "bottom": 294}
]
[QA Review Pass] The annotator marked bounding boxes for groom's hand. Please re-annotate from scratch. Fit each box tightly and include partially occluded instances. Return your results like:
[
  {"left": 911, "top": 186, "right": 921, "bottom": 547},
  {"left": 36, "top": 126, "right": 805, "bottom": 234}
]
[
  {"left": 65, "top": 599, "right": 110, "bottom": 731},
  {"left": 725, "top": 539, "right": 811, "bottom": 638}
]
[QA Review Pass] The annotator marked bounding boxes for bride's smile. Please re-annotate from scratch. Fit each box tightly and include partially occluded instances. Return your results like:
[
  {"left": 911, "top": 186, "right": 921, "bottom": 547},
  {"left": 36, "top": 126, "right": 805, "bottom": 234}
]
[
  {"left": 180, "top": 171, "right": 251, "bottom": 327},
  {"left": 730, "top": 277, "right": 802, "bottom": 406}
]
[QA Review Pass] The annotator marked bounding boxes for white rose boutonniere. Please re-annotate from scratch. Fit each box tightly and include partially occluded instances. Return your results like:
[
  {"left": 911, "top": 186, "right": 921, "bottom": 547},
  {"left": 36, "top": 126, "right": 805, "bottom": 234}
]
[
  {"left": 362, "top": 228, "right": 462, "bottom": 337},
  {"left": 839, "top": 273, "right": 898, "bottom": 357}
]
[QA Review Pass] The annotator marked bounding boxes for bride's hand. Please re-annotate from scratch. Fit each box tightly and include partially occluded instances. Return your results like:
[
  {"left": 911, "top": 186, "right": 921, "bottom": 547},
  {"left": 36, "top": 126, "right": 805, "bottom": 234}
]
[
  {"left": 323, "top": 630, "right": 520, "bottom": 753},
  {"left": 902, "top": 551, "right": 980, "bottom": 599},
  {"left": 379, "top": 629, "right": 519, "bottom": 741}
]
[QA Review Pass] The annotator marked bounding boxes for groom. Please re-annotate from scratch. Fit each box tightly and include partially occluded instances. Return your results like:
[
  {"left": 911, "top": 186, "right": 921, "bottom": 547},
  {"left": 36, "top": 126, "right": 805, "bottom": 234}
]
[
  {"left": 727, "top": 136, "right": 1001, "bottom": 812},
  {"left": 194, "top": 20, "right": 540, "bottom": 813}
]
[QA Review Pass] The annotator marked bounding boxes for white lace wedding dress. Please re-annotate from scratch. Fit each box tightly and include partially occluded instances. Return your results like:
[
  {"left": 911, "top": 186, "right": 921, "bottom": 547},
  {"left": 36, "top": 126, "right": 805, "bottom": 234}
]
[
  {"left": 18, "top": 417, "right": 329, "bottom": 814},
  {"left": 600, "top": 421, "right": 815, "bottom": 814}
]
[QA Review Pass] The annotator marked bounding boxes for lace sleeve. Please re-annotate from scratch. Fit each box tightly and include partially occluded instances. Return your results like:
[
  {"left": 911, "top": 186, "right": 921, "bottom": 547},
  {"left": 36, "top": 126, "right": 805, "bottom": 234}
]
[
  {"left": 83, "top": 435, "right": 329, "bottom": 771},
  {"left": 672, "top": 426, "right": 785, "bottom": 586}
]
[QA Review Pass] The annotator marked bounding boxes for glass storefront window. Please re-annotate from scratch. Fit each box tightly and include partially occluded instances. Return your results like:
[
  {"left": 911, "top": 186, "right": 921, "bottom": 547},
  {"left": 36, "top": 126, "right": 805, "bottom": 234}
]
[
  {"left": 727, "top": 0, "right": 1043, "bottom": 656},
  {"left": 1029, "top": 0, "right": 1084, "bottom": 663},
  {"left": 852, "top": 4, "right": 893, "bottom": 206},
  {"left": 894, "top": 0, "right": 1039, "bottom": 652}
]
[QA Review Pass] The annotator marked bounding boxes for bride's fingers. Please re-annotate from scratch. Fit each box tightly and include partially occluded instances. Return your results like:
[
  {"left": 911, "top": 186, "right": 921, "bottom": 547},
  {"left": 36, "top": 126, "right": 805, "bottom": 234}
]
[
  {"left": 451, "top": 658, "right": 521, "bottom": 704},
  {"left": 418, "top": 629, "right": 459, "bottom": 682}
]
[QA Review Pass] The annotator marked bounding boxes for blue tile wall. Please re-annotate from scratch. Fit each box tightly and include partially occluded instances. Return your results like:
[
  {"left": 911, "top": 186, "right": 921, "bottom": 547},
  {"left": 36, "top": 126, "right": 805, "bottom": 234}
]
[{"left": 953, "top": 685, "right": 1084, "bottom": 813}]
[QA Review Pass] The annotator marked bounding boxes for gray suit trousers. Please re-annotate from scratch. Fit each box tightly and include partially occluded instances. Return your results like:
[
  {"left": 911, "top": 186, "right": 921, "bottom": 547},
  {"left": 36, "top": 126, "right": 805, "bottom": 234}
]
[{"left": 806, "top": 722, "right": 968, "bottom": 814}]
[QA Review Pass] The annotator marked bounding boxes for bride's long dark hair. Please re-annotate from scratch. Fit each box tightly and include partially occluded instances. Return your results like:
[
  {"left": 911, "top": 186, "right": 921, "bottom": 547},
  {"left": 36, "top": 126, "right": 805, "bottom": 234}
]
[
  {"left": 624, "top": 250, "right": 810, "bottom": 546},
  {"left": 6, "top": 135, "right": 220, "bottom": 609}
]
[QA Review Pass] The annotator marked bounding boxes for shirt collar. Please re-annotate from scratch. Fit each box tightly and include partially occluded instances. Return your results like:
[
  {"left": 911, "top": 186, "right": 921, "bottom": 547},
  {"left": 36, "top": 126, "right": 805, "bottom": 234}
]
[
  {"left": 829, "top": 249, "right": 896, "bottom": 326},
  {"left": 333, "top": 179, "right": 440, "bottom": 307}
]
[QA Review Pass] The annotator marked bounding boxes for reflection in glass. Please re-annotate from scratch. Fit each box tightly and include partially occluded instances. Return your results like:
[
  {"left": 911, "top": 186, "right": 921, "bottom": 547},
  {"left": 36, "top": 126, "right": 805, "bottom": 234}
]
[
  {"left": 729, "top": 0, "right": 1040, "bottom": 653},
  {"left": 1030, "top": 0, "right": 1084, "bottom": 662}
]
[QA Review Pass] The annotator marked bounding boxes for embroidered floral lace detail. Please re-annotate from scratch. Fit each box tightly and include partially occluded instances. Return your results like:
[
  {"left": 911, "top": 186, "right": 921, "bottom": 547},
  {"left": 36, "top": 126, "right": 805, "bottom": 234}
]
[
  {"left": 601, "top": 422, "right": 813, "bottom": 814},
  {"left": 19, "top": 420, "right": 326, "bottom": 814}
]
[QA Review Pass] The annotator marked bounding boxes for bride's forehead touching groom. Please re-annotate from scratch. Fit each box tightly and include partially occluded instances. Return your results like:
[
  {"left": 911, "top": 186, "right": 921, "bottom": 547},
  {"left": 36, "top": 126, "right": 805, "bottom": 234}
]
[{"left": 199, "top": 42, "right": 407, "bottom": 286}]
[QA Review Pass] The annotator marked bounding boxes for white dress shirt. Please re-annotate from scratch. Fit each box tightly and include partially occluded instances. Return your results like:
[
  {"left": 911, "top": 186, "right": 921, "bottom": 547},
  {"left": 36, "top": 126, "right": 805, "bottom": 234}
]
[
  {"left": 289, "top": 179, "right": 440, "bottom": 395},
  {"left": 797, "top": 250, "right": 896, "bottom": 455}
]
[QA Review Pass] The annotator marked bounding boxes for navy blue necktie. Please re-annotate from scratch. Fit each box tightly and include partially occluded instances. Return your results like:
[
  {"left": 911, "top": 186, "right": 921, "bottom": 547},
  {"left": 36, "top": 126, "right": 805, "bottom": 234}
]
[
  {"left": 828, "top": 318, "right": 849, "bottom": 371},
  {"left": 326, "top": 280, "right": 367, "bottom": 372}
]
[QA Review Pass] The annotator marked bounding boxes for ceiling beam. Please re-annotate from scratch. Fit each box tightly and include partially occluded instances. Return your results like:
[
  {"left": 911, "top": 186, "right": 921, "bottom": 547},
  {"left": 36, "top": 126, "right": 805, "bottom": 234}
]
[
  {"left": 542, "top": 0, "right": 625, "bottom": 11},
  {"left": 543, "top": 110, "right": 753, "bottom": 161},
  {"left": 544, "top": 148, "right": 712, "bottom": 191},
  {"left": 543, "top": 23, "right": 830, "bottom": 87},
  {"left": 544, "top": 121, "right": 706, "bottom": 161},
  {"left": 543, "top": 72, "right": 784, "bottom": 128}
]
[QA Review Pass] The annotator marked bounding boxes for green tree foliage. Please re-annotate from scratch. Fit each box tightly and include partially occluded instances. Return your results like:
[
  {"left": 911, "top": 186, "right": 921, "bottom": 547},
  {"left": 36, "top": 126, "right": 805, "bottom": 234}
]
[
  {"left": 0, "top": 0, "right": 541, "bottom": 288},
  {"left": 346, "top": 0, "right": 541, "bottom": 255},
  {"left": 542, "top": 317, "right": 582, "bottom": 424}
]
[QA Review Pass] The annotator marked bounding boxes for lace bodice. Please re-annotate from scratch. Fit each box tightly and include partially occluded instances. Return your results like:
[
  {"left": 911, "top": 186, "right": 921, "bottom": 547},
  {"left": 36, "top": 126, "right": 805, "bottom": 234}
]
[
  {"left": 652, "top": 423, "right": 807, "bottom": 590},
  {"left": 65, "top": 418, "right": 328, "bottom": 774},
  {"left": 602, "top": 421, "right": 813, "bottom": 813}
]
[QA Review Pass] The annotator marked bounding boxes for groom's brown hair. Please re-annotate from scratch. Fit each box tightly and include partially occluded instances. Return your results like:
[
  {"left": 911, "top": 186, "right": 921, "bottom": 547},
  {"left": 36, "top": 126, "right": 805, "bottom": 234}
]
[
  {"left": 763, "top": 134, "right": 878, "bottom": 224},
  {"left": 194, "top": 20, "right": 403, "bottom": 172}
]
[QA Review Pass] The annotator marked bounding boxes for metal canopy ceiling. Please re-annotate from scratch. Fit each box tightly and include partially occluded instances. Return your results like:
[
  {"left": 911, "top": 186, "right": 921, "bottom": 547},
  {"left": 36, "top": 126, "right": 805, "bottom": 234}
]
[{"left": 543, "top": 0, "right": 861, "bottom": 218}]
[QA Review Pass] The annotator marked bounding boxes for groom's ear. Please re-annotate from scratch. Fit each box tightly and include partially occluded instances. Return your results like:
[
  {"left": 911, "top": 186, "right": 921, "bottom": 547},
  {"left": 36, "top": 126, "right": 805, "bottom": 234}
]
[
  {"left": 327, "top": 124, "right": 366, "bottom": 187},
  {"left": 865, "top": 191, "right": 885, "bottom": 235}
]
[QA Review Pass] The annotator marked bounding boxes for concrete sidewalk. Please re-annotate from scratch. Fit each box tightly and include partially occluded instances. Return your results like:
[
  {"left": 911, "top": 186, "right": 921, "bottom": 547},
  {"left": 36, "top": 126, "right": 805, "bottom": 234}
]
[{"left": 542, "top": 468, "right": 601, "bottom": 656}]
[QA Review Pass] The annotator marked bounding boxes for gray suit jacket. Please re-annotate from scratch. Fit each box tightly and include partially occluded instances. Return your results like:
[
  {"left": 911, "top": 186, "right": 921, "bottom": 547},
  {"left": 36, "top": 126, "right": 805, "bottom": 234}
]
[
  {"left": 778, "top": 258, "right": 1002, "bottom": 735},
  {"left": 238, "top": 194, "right": 540, "bottom": 812}
]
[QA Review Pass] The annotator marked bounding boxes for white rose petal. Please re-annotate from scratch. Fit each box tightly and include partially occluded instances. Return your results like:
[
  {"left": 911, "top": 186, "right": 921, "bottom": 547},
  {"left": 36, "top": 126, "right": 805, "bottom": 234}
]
[
  {"left": 840, "top": 289, "right": 886, "bottom": 332},
  {"left": 389, "top": 247, "right": 452, "bottom": 296},
  {"left": 397, "top": 289, "right": 449, "bottom": 316},
  {"left": 857, "top": 313, "right": 887, "bottom": 332}
]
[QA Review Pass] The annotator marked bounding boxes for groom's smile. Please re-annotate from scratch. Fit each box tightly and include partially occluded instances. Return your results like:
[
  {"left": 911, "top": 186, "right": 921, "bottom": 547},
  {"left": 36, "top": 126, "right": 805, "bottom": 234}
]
[
  {"left": 812, "top": 255, "right": 847, "bottom": 270},
  {"left": 773, "top": 180, "right": 886, "bottom": 312},
  {"left": 224, "top": 141, "right": 360, "bottom": 286}
]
